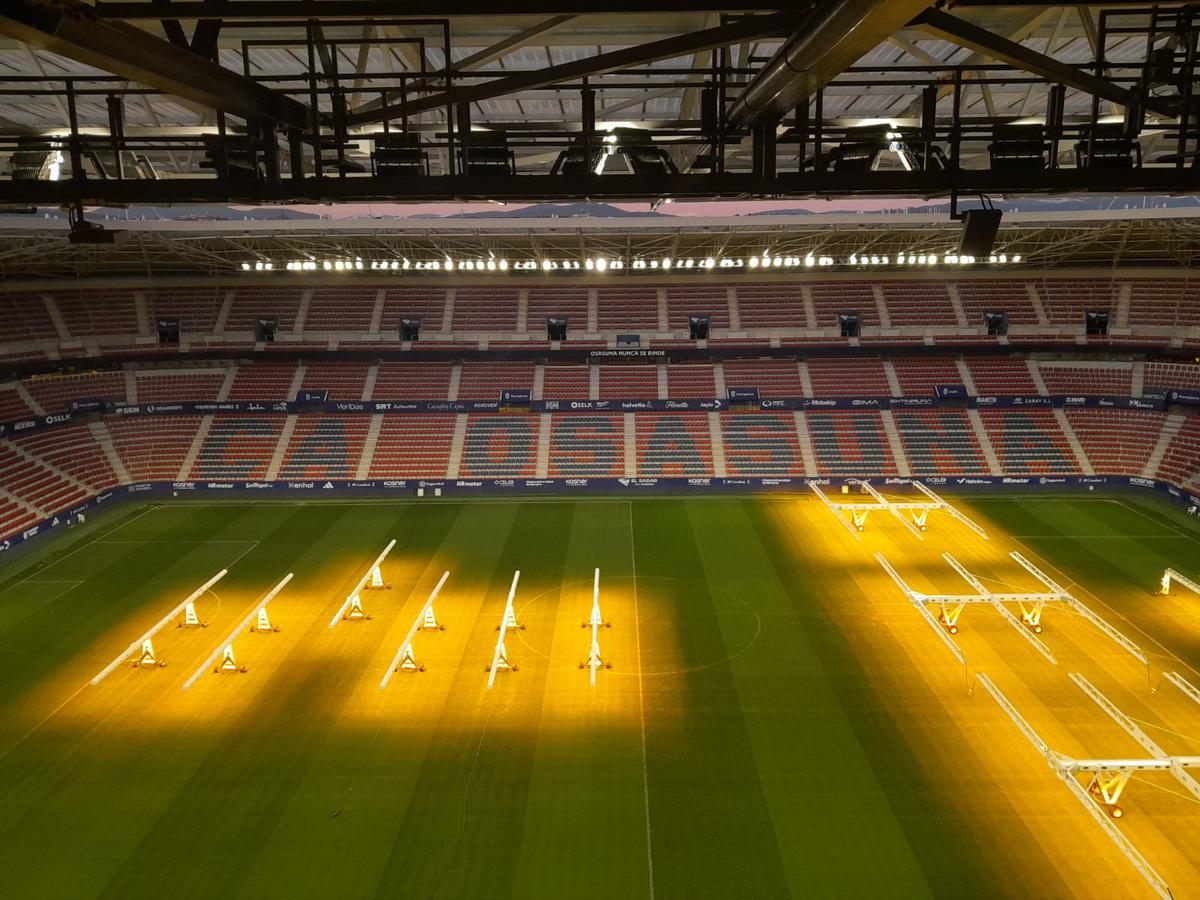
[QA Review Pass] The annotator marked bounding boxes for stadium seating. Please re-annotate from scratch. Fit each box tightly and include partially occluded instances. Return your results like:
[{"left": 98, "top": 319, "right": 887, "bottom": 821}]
[
  {"left": 452, "top": 287, "right": 519, "bottom": 332},
  {"left": 528, "top": 287, "right": 588, "bottom": 338},
  {"left": 136, "top": 369, "right": 227, "bottom": 402},
  {"left": 1145, "top": 362, "right": 1200, "bottom": 391},
  {"left": 146, "top": 286, "right": 227, "bottom": 335},
  {"left": 53, "top": 289, "right": 139, "bottom": 337},
  {"left": 226, "top": 362, "right": 298, "bottom": 400},
  {"left": 1034, "top": 279, "right": 1118, "bottom": 326},
  {"left": 24, "top": 371, "right": 126, "bottom": 411},
  {"left": 599, "top": 365, "right": 658, "bottom": 399},
  {"left": 542, "top": 365, "right": 591, "bottom": 399},
  {"left": 0, "top": 385, "right": 33, "bottom": 420},
  {"left": 635, "top": 413, "right": 713, "bottom": 476},
  {"left": 721, "top": 411, "right": 805, "bottom": 476},
  {"left": 305, "top": 288, "right": 376, "bottom": 332},
  {"left": 3, "top": 271, "right": 1200, "bottom": 543},
  {"left": 380, "top": 286, "right": 447, "bottom": 334},
  {"left": 666, "top": 364, "right": 716, "bottom": 399},
  {"left": 12, "top": 424, "right": 115, "bottom": 490},
  {"left": 666, "top": 285, "right": 730, "bottom": 331},
  {"left": 107, "top": 415, "right": 201, "bottom": 481},
  {"left": 955, "top": 280, "right": 1040, "bottom": 325},
  {"left": 191, "top": 415, "right": 285, "bottom": 479},
  {"left": 369, "top": 415, "right": 455, "bottom": 477},
  {"left": 279, "top": 415, "right": 370, "bottom": 479},
  {"left": 1066, "top": 409, "right": 1163, "bottom": 476},
  {"left": 0, "top": 443, "right": 90, "bottom": 514},
  {"left": 880, "top": 282, "right": 958, "bottom": 326},
  {"left": 224, "top": 287, "right": 302, "bottom": 332},
  {"left": 734, "top": 283, "right": 805, "bottom": 329},
  {"left": 597, "top": 286, "right": 658, "bottom": 331},
  {"left": 1, "top": 276, "right": 1197, "bottom": 356},
  {"left": 1037, "top": 363, "right": 1133, "bottom": 395},
  {"left": 1157, "top": 416, "right": 1200, "bottom": 492},
  {"left": 720, "top": 359, "right": 803, "bottom": 397},
  {"left": 808, "top": 282, "right": 879, "bottom": 327},
  {"left": 372, "top": 361, "right": 454, "bottom": 400},
  {"left": 549, "top": 413, "right": 624, "bottom": 476},
  {"left": 805, "top": 410, "right": 897, "bottom": 475},
  {"left": 893, "top": 409, "right": 987, "bottom": 474},
  {"left": 964, "top": 356, "right": 1039, "bottom": 394},
  {"left": 0, "top": 292, "right": 58, "bottom": 341},
  {"left": 977, "top": 409, "right": 1076, "bottom": 474},
  {"left": 460, "top": 413, "right": 539, "bottom": 477},
  {"left": 807, "top": 357, "right": 891, "bottom": 396},
  {"left": 297, "top": 361, "right": 370, "bottom": 400},
  {"left": 457, "top": 361, "right": 535, "bottom": 400},
  {"left": 1127, "top": 280, "right": 1200, "bottom": 328},
  {"left": 891, "top": 357, "right": 962, "bottom": 396}
]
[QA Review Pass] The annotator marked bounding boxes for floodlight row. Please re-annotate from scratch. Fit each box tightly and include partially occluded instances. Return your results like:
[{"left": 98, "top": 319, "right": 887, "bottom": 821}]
[{"left": 241, "top": 251, "right": 1021, "bottom": 274}]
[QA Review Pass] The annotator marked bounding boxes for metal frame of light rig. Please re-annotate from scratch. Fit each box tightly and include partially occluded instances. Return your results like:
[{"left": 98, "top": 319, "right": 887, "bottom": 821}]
[{"left": 809, "top": 478, "right": 989, "bottom": 541}]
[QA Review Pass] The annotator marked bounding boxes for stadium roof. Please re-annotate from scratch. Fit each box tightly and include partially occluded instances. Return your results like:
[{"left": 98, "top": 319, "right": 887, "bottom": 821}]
[
  {"left": 4, "top": 204, "right": 1199, "bottom": 279},
  {"left": 1, "top": 1, "right": 1198, "bottom": 208}
]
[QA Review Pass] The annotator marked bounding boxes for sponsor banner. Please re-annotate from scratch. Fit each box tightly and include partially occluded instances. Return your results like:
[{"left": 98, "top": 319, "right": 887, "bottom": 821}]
[
  {"left": 0, "top": 393, "right": 1179, "bottom": 434},
  {"left": 297, "top": 390, "right": 328, "bottom": 403},
  {"left": 888, "top": 397, "right": 938, "bottom": 408},
  {"left": 69, "top": 398, "right": 107, "bottom": 413},
  {"left": 728, "top": 388, "right": 760, "bottom": 402},
  {"left": 587, "top": 349, "right": 668, "bottom": 362},
  {"left": 3, "top": 474, "right": 1198, "bottom": 552},
  {"left": 501, "top": 389, "right": 532, "bottom": 405},
  {"left": 536, "top": 399, "right": 726, "bottom": 412},
  {"left": 935, "top": 384, "right": 968, "bottom": 399}
]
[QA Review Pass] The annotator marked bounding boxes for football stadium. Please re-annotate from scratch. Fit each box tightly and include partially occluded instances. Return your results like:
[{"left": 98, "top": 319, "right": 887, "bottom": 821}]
[{"left": 2, "top": 2, "right": 1200, "bottom": 898}]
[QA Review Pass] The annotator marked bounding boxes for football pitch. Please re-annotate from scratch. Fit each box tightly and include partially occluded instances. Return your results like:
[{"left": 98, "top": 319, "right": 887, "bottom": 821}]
[{"left": 2, "top": 493, "right": 1200, "bottom": 899}]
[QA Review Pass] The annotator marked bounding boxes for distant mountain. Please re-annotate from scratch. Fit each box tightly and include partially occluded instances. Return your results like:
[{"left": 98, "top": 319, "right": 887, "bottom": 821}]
[
  {"left": 443, "top": 202, "right": 669, "bottom": 219},
  {"left": 27, "top": 205, "right": 321, "bottom": 222},
  {"left": 920, "top": 195, "right": 1200, "bottom": 215}
]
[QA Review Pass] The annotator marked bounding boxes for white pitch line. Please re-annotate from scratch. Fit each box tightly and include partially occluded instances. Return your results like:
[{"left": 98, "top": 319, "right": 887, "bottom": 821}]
[
  {"left": 4, "top": 504, "right": 159, "bottom": 588},
  {"left": 628, "top": 501, "right": 655, "bottom": 900}
]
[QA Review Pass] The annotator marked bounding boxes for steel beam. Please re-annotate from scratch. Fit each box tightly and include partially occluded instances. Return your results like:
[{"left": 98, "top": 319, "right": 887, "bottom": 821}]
[
  {"left": 10, "top": 164, "right": 1200, "bottom": 206},
  {"left": 726, "top": 0, "right": 933, "bottom": 126},
  {"left": 349, "top": 15, "right": 574, "bottom": 119},
  {"left": 345, "top": 11, "right": 802, "bottom": 128},
  {"left": 0, "top": 0, "right": 307, "bottom": 127},
  {"left": 913, "top": 8, "right": 1176, "bottom": 118},
  {"left": 93, "top": 1, "right": 812, "bottom": 17}
]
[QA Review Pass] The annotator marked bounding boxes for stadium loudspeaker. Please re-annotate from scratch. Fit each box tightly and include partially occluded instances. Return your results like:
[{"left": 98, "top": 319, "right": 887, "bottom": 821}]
[
  {"left": 255, "top": 318, "right": 277, "bottom": 342},
  {"left": 1085, "top": 310, "right": 1110, "bottom": 336},
  {"left": 157, "top": 318, "right": 180, "bottom": 345},
  {"left": 959, "top": 209, "right": 1002, "bottom": 256}
]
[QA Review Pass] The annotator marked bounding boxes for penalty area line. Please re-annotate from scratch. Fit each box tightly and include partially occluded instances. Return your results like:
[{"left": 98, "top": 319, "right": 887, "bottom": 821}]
[{"left": 628, "top": 501, "right": 655, "bottom": 900}]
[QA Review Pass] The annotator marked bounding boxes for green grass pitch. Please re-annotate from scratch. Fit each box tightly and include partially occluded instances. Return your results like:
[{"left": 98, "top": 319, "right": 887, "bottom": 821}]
[{"left": 0, "top": 494, "right": 1198, "bottom": 899}]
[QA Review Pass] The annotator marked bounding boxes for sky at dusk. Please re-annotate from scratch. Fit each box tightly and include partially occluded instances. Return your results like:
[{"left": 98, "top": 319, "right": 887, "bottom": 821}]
[{"left": 280, "top": 198, "right": 941, "bottom": 219}]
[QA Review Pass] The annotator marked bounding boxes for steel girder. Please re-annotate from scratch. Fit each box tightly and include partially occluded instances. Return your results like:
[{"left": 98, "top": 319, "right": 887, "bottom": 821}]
[{"left": 0, "top": 0, "right": 308, "bottom": 128}]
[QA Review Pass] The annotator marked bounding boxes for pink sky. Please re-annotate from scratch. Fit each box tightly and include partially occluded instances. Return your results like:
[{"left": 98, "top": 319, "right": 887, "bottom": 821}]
[{"left": 282, "top": 198, "right": 940, "bottom": 218}]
